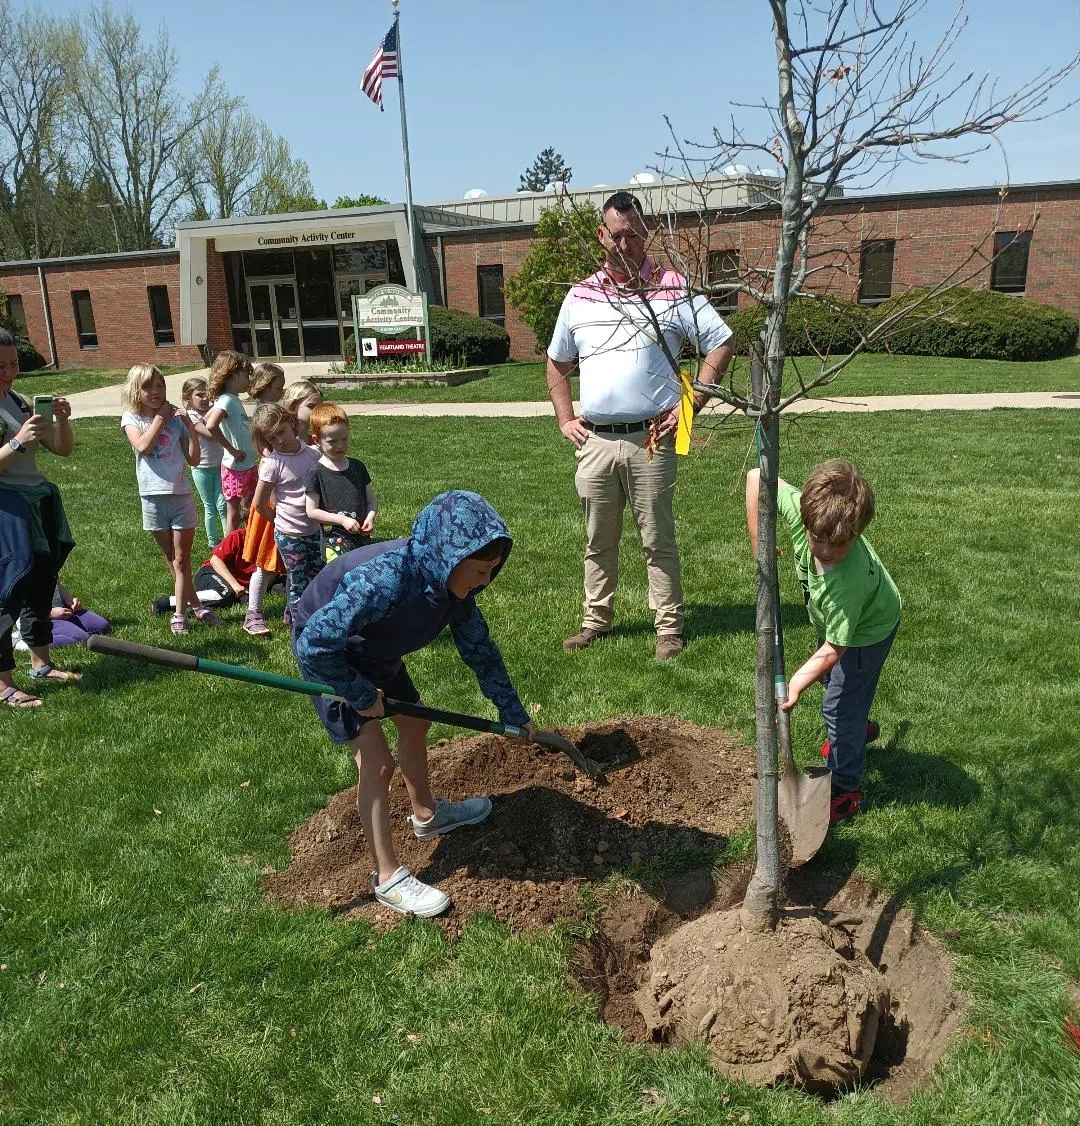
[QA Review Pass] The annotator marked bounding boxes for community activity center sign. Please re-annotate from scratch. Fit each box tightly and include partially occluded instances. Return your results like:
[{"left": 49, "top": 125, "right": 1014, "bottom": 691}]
[{"left": 352, "top": 283, "right": 431, "bottom": 362}]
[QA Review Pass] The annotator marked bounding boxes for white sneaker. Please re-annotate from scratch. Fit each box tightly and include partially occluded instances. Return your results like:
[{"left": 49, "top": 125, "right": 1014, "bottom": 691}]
[
  {"left": 371, "top": 866, "right": 450, "bottom": 917},
  {"left": 408, "top": 796, "right": 493, "bottom": 840}
]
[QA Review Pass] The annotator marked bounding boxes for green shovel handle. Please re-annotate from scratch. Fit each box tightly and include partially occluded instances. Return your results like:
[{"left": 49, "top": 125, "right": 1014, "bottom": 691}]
[{"left": 86, "top": 635, "right": 529, "bottom": 738}]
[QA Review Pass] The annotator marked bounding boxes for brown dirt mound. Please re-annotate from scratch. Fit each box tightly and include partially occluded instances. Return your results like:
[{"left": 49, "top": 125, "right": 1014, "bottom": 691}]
[
  {"left": 263, "top": 717, "right": 755, "bottom": 936},
  {"left": 572, "top": 867, "right": 969, "bottom": 1105},
  {"left": 637, "top": 908, "right": 889, "bottom": 1093}
]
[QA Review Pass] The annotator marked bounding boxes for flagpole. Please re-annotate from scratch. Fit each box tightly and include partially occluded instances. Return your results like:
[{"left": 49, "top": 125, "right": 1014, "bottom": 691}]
[{"left": 391, "top": 0, "right": 419, "bottom": 295}]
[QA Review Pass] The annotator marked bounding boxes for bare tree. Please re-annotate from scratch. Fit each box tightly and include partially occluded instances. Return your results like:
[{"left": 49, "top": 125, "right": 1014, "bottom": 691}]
[
  {"left": 0, "top": 0, "right": 80, "bottom": 258},
  {"left": 178, "top": 99, "right": 323, "bottom": 220},
  {"left": 677, "top": 0, "right": 1078, "bottom": 929},
  {"left": 69, "top": 4, "right": 226, "bottom": 248}
]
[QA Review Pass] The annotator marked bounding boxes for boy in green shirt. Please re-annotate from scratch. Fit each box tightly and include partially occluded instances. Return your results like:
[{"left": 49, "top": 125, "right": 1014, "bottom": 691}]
[{"left": 746, "top": 459, "right": 901, "bottom": 822}]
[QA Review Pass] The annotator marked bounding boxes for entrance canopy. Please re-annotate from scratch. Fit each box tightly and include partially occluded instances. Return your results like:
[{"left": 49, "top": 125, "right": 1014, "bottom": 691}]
[{"left": 176, "top": 204, "right": 424, "bottom": 359}]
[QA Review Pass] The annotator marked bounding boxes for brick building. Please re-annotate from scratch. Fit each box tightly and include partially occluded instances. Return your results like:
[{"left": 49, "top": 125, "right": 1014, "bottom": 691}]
[{"left": 2, "top": 175, "right": 1078, "bottom": 369}]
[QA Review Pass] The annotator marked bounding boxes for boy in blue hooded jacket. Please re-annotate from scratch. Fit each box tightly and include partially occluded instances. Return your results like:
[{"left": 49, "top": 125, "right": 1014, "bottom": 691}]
[{"left": 293, "top": 490, "right": 534, "bottom": 918}]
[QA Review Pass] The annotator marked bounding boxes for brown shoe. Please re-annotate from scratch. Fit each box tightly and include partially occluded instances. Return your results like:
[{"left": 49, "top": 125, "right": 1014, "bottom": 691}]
[
  {"left": 655, "top": 634, "right": 685, "bottom": 661},
  {"left": 563, "top": 627, "right": 605, "bottom": 652}
]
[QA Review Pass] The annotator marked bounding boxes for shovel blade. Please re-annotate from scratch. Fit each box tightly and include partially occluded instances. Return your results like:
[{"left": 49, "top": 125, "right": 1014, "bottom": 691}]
[
  {"left": 535, "top": 730, "right": 605, "bottom": 777},
  {"left": 778, "top": 765, "right": 832, "bottom": 867}
]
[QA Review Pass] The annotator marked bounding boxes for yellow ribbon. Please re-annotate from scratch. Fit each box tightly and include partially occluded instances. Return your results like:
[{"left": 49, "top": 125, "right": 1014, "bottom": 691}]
[{"left": 675, "top": 367, "right": 694, "bottom": 456}]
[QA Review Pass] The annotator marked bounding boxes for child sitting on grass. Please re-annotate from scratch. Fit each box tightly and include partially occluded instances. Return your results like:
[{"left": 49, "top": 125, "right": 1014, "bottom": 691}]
[
  {"left": 746, "top": 459, "right": 901, "bottom": 823},
  {"left": 150, "top": 497, "right": 276, "bottom": 613},
  {"left": 304, "top": 403, "right": 377, "bottom": 562},
  {"left": 15, "top": 583, "right": 109, "bottom": 650},
  {"left": 292, "top": 490, "right": 535, "bottom": 919}
]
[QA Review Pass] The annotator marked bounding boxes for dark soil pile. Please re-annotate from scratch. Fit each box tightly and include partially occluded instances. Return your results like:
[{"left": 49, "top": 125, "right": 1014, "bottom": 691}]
[{"left": 263, "top": 717, "right": 755, "bottom": 936}]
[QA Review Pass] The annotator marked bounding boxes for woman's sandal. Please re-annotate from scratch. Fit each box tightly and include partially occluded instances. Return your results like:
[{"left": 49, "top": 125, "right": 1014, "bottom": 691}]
[
  {"left": 1, "top": 685, "right": 42, "bottom": 708},
  {"left": 27, "top": 663, "right": 82, "bottom": 682}
]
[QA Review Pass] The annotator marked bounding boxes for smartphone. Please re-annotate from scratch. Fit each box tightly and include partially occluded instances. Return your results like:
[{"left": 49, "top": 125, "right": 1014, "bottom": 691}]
[{"left": 32, "top": 395, "right": 54, "bottom": 425}]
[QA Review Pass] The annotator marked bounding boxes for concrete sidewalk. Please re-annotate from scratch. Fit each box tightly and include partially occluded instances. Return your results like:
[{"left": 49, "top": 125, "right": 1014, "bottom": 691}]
[{"left": 63, "top": 380, "right": 1080, "bottom": 420}]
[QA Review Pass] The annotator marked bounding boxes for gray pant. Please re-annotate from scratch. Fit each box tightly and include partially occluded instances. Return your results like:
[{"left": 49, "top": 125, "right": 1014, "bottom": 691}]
[{"left": 822, "top": 623, "right": 899, "bottom": 795}]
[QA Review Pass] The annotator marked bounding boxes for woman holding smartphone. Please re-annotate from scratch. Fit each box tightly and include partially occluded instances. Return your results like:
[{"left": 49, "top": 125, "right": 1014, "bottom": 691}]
[{"left": 0, "top": 327, "right": 80, "bottom": 708}]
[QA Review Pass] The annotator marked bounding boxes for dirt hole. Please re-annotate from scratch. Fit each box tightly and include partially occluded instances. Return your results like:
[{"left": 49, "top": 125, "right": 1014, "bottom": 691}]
[{"left": 264, "top": 717, "right": 966, "bottom": 1104}]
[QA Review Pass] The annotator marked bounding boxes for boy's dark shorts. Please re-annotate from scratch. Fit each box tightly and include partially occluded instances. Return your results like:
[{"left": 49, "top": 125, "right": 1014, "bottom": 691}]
[{"left": 305, "top": 660, "right": 421, "bottom": 744}]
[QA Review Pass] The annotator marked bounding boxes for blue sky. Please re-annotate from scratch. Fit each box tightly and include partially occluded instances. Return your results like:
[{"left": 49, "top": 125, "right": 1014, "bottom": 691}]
[{"left": 48, "top": 0, "right": 1080, "bottom": 205}]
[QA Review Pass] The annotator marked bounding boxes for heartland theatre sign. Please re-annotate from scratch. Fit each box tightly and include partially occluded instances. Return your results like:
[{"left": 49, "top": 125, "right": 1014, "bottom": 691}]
[{"left": 352, "top": 283, "right": 431, "bottom": 362}]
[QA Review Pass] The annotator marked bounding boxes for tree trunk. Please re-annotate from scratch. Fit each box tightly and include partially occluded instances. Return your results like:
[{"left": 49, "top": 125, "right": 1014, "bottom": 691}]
[{"left": 741, "top": 343, "right": 784, "bottom": 931}]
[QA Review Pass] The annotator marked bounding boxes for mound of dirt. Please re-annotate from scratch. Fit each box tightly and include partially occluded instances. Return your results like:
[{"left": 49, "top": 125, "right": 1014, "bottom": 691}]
[
  {"left": 263, "top": 717, "right": 755, "bottom": 936},
  {"left": 572, "top": 867, "right": 969, "bottom": 1104},
  {"left": 637, "top": 908, "right": 889, "bottom": 1093}
]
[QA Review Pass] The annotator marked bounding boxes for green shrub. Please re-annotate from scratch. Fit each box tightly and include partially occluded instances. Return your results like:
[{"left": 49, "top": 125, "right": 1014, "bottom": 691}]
[
  {"left": 868, "top": 286, "right": 1078, "bottom": 361},
  {"left": 504, "top": 203, "right": 604, "bottom": 353},
  {"left": 343, "top": 306, "right": 510, "bottom": 369},
  {"left": 725, "top": 296, "right": 868, "bottom": 355},
  {"left": 428, "top": 306, "right": 509, "bottom": 366}
]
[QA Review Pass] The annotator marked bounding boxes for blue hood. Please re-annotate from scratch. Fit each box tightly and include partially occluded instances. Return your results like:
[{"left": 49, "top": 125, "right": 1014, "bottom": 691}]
[{"left": 411, "top": 490, "right": 511, "bottom": 594}]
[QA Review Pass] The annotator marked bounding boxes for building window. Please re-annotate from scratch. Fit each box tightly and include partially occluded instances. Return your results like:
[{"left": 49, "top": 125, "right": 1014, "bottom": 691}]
[
  {"left": 72, "top": 290, "right": 98, "bottom": 348},
  {"left": 707, "top": 250, "right": 739, "bottom": 312},
  {"left": 477, "top": 265, "right": 505, "bottom": 325},
  {"left": 991, "top": 231, "right": 1031, "bottom": 294},
  {"left": 147, "top": 286, "right": 175, "bottom": 346},
  {"left": 859, "top": 240, "right": 894, "bottom": 303},
  {"left": 3, "top": 294, "right": 26, "bottom": 334}
]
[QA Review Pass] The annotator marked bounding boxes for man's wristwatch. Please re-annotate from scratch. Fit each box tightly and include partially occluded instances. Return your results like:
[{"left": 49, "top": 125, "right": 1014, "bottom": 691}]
[{"left": 7, "top": 436, "right": 25, "bottom": 454}]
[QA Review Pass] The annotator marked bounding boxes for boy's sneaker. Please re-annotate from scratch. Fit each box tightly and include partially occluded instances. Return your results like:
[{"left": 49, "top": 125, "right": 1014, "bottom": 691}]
[
  {"left": 820, "top": 721, "right": 881, "bottom": 760},
  {"left": 408, "top": 796, "right": 493, "bottom": 840},
  {"left": 829, "top": 791, "right": 863, "bottom": 823},
  {"left": 371, "top": 867, "right": 450, "bottom": 917},
  {"left": 243, "top": 611, "right": 271, "bottom": 637}
]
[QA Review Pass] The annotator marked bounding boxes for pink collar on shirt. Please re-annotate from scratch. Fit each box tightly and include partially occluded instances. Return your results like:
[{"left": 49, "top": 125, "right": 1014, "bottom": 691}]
[{"left": 570, "top": 258, "right": 688, "bottom": 303}]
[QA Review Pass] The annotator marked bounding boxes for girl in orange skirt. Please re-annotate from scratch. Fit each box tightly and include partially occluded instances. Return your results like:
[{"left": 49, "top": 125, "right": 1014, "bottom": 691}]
[{"left": 241, "top": 363, "right": 287, "bottom": 636}]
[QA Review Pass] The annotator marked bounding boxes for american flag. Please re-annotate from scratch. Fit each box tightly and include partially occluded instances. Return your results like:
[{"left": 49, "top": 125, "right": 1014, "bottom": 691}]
[{"left": 361, "top": 22, "right": 399, "bottom": 110}]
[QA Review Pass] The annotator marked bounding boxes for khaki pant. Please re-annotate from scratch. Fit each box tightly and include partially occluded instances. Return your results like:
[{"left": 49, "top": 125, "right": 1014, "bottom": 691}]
[{"left": 574, "top": 431, "right": 682, "bottom": 636}]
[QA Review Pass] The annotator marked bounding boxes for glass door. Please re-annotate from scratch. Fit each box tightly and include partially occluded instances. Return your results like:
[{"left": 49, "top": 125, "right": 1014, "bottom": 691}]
[
  {"left": 274, "top": 281, "right": 301, "bottom": 358},
  {"left": 247, "top": 278, "right": 302, "bottom": 359}
]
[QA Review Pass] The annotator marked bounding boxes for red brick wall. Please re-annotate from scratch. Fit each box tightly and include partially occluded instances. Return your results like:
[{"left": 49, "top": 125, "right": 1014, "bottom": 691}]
[
  {"left": 0, "top": 253, "right": 203, "bottom": 370},
  {"left": 435, "top": 184, "right": 1080, "bottom": 357},
  {"left": 435, "top": 229, "right": 537, "bottom": 357},
  {"left": 205, "top": 241, "right": 234, "bottom": 357}
]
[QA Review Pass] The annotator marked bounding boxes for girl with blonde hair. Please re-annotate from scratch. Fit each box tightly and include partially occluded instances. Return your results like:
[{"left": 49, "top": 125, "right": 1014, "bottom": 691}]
[{"left": 120, "top": 363, "right": 216, "bottom": 636}]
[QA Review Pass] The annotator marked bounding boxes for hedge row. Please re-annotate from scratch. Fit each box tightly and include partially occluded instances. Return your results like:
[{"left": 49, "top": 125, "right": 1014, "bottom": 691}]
[
  {"left": 344, "top": 305, "right": 510, "bottom": 368},
  {"left": 723, "top": 287, "right": 1078, "bottom": 361}
]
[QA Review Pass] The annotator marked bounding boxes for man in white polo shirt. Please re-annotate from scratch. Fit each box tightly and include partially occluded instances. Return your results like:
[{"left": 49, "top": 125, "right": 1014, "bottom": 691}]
[{"left": 546, "top": 191, "right": 735, "bottom": 660}]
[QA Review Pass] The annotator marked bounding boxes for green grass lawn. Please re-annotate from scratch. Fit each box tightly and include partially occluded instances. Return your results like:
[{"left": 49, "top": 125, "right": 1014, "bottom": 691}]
[
  {"left": 3, "top": 411, "right": 1079, "bottom": 1123},
  {"left": 322, "top": 352, "right": 1080, "bottom": 405},
  {"left": 19, "top": 362, "right": 202, "bottom": 398}
]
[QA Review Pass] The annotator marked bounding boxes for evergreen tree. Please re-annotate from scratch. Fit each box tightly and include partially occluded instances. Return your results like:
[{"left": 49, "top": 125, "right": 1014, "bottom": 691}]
[{"left": 519, "top": 148, "right": 572, "bottom": 192}]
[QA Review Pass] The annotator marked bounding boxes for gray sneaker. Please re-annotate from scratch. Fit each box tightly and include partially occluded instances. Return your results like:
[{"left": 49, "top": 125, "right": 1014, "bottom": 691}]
[
  {"left": 409, "top": 796, "right": 493, "bottom": 840},
  {"left": 371, "top": 866, "right": 450, "bottom": 916}
]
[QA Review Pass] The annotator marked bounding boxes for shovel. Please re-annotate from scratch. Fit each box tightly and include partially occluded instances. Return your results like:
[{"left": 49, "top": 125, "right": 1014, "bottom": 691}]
[
  {"left": 87, "top": 635, "right": 604, "bottom": 776},
  {"left": 770, "top": 572, "right": 832, "bottom": 866}
]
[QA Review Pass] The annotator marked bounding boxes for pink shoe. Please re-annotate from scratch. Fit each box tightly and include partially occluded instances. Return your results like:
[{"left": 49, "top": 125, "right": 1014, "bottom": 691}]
[
  {"left": 243, "top": 611, "right": 270, "bottom": 638},
  {"left": 169, "top": 613, "right": 189, "bottom": 636},
  {"left": 194, "top": 607, "right": 221, "bottom": 627}
]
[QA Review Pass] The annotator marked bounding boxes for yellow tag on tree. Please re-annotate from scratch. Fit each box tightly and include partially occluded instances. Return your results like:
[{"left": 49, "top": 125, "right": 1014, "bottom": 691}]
[{"left": 675, "top": 367, "right": 694, "bottom": 456}]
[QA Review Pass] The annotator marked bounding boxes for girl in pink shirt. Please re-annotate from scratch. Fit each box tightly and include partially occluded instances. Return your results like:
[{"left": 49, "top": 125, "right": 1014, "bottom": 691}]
[{"left": 251, "top": 403, "right": 322, "bottom": 619}]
